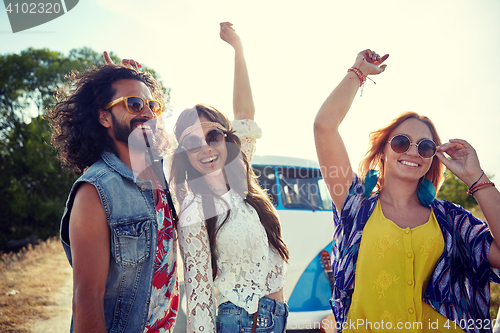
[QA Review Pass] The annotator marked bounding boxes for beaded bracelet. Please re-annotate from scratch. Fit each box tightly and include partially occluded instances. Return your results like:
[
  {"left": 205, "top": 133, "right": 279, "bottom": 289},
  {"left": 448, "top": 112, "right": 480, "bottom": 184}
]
[
  {"left": 348, "top": 67, "right": 366, "bottom": 87},
  {"left": 347, "top": 58, "right": 376, "bottom": 97},
  {"left": 467, "top": 181, "right": 495, "bottom": 195}
]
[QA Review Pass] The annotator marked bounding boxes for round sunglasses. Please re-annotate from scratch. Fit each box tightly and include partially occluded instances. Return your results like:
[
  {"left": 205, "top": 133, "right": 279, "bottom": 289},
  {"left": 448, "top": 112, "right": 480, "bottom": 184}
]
[
  {"left": 181, "top": 128, "right": 227, "bottom": 153},
  {"left": 104, "top": 96, "right": 162, "bottom": 117},
  {"left": 388, "top": 134, "right": 436, "bottom": 159}
]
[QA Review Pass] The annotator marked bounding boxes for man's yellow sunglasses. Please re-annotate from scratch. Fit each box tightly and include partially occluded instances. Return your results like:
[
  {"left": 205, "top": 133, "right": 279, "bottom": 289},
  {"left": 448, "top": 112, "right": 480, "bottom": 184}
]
[{"left": 104, "top": 96, "right": 162, "bottom": 117}]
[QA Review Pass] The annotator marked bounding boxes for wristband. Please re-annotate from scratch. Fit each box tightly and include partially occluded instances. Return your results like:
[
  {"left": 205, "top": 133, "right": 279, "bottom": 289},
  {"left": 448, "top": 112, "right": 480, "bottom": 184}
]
[
  {"left": 468, "top": 170, "right": 484, "bottom": 191},
  {"left": 467, "top": 181, "right": 495, "bottom": 195},
  {"left": 347, "top": 58, "right": 376, "bottom": 97},
  {"left": 348, "top": 67, "right": 366, "bottom": 87}
]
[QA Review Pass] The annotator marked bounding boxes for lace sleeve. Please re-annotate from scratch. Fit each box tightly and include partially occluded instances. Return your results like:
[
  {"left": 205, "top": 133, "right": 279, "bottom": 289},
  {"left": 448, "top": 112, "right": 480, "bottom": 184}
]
[
  {"left": 178, "top": 195, "right": 216, "bottom": 333},
  {"left": 231, "top": 119, "right": 262, "bottom": 162}
]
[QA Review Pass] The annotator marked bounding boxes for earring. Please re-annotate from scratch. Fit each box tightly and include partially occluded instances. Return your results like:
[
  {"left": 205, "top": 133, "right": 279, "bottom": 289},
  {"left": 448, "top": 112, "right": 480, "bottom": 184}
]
[
  {"left": 417, "top": 178, "right": 436, "bottom": 207},
  {"left": 363, "top": 170, "right": 379, "bottom": 198}
]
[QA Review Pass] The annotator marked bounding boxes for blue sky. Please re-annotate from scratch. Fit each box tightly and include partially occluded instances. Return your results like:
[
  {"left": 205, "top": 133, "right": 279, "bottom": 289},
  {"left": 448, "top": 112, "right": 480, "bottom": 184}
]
[{"left": 1, "top": 0, "right": 500, "bottom": 177}]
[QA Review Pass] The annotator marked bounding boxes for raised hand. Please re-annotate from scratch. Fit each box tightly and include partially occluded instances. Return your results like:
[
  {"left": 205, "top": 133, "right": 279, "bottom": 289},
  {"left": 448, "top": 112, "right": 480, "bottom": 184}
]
[
  {"left": 103, "top": 51, "right": 142, "bottom": 70},
  {"left": 436, "top": 139, "right": 483, "bottom": 187},
  {"left": 220, "top": 22, "right": 242, "bottom": 50},
  {"left": 353, "top": 49, "right": 389, "bottom": 76}
]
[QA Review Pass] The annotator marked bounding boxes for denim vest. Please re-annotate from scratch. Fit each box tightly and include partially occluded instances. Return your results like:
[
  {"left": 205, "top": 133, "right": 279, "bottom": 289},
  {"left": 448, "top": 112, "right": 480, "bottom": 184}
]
[{"left": 60, "top": 151, "right": 165, "bottom": 333}]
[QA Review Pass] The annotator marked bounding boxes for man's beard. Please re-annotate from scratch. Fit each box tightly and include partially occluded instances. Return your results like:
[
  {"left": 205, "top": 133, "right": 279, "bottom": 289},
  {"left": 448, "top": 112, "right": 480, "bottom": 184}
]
[{"left": 111, "top": 113, "right": 156, "bottom": 151}]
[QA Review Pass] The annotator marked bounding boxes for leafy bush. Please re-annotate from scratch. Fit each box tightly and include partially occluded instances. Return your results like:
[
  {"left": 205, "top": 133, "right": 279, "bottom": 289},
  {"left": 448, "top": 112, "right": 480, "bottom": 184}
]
[{"left": 437, "top": 170, "right": 482, "bottom": 209}]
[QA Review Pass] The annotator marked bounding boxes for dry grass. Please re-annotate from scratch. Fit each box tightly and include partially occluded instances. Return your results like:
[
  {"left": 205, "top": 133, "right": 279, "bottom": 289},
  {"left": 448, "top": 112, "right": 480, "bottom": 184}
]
[{"left": 0, "top": 237, "right": 71, "bottom": 333}]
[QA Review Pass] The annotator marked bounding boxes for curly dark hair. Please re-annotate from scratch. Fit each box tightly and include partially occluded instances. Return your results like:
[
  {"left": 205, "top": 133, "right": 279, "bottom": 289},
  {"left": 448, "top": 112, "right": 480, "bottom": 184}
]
[
  {"left": 47, "top": 64, "right": 168, "bottom": 174},
  {"left": 170, "top": 104, "right": 289, "bottom": 279}
]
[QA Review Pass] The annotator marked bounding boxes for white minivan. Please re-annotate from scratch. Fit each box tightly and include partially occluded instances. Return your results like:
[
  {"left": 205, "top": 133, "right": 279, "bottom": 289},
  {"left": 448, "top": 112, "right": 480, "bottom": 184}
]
[{"left": 252, "top": 155, "right": 335, "bottom": 331}]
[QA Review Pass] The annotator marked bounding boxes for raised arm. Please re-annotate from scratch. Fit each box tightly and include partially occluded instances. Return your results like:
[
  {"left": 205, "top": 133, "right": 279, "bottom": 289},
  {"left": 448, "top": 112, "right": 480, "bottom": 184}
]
[
  {"left": 436, "top": 139, "right": 500, "bottom": 269},
  {"left": 314, "top": 49, "right": 388, "bottom": 211},
  {"left": 220, "top": 22, "right": 255, "bottom": 120}
]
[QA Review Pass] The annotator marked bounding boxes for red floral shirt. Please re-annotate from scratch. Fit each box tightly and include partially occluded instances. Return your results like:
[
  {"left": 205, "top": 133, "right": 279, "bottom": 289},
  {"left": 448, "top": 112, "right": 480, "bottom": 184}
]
[{"left": 143, "top": 177, "right": 179, "bottom": 333}]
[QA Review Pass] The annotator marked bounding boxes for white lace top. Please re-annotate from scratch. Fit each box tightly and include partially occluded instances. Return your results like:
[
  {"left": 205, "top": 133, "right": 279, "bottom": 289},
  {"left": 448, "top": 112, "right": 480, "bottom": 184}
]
[{"left": 178, "top": 119, "right": 286, "bottom": 333}]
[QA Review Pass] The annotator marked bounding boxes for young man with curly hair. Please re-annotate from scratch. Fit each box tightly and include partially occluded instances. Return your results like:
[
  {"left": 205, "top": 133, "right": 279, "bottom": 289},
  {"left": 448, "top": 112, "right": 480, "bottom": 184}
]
[{"left": 48, "top": 60, "right": 178, "bottom": 333}]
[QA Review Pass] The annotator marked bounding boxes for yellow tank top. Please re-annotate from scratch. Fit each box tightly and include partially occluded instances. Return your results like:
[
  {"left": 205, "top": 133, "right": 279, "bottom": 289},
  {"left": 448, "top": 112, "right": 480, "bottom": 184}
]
[{"left": 344, "top": 201, "right": 464, "bottom": 332}]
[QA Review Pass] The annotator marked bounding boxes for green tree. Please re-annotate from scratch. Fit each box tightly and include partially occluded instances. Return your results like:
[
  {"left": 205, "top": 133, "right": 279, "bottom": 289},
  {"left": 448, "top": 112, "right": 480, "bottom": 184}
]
[
  {"left": 0, "top": 116, "right": 76, "bottom": 248},
  {"left": 437, "top": 170, "right": 479, "bottom": 209},
  {"left": 0, "top": 47, "right": 170, "bottom": 251}
]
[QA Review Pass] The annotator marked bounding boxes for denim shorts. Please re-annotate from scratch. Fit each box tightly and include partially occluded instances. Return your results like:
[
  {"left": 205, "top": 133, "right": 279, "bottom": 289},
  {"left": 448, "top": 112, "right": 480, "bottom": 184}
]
[{"left": 216, "top": 296, "right": 289, "bottom": 332}]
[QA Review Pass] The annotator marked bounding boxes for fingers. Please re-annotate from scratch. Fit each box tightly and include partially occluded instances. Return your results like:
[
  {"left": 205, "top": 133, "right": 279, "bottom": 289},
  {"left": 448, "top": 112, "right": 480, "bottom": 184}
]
[
  {"left": 437, "top": 141, "right": 464, "bottom": 153},
  {"left": 437, "top": 139, "right": 479, "bottom": 171},
  {"left": 435, "top": 140, "right": 482, "bottom": 185},
  {"left": 448, "top": 138, "right": 473, "bottom": 149},
  {"left": 375, "top": 54, "right": 390, "bottom": 66},
  {"left": 363, "top": 50, "right": 381, "bottom": 64},
  {"left": 437, "top": 140, "right": 471, "bottom": 156},
  {"left": 220, "top": 22, "right": 229, "bottom": 38},
  {"left": 130, "top": 59, "right": 142, "bottom": 69},
  {"left": 220, "top": 22, "right": 241, "bottom": 48},
  {"left": 121, "top": 59, "right": 141, "bottom": 70},
  {"left": 356, "top": 49, "right": 389, "bottom": 73},
  {"left": 434, "top": 151, "right": 452, "bottom": 167},
  {"left": 103, "top": 51, "right": 114, "bottom": 65},
  {"left": 103, "top": 51, "right": 141, "bottom": 70},
  {"left": 220, "top": 21, "right": 235, "bottom": 31}
]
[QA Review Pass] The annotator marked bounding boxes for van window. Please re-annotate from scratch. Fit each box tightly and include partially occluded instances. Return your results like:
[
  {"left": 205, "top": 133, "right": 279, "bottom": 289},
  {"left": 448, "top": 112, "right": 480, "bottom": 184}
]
[
  {"left": 277, "top": 167, "right": 332, "bottom": 211},
  {"left": 252, "top": 166, "right": 278, "bottom": 206}
]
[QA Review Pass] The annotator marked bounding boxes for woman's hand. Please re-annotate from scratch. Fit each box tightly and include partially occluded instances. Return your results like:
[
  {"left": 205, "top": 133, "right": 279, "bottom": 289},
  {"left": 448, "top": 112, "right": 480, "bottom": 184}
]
[
  {"left": 436, "top": 139, "right": 483, "bottom": 187},
  {"left": 220, "top": 22, "right": 242, "bottom": 50},
  {"left": 103, "top": 51, "right": 142, "bottom": 70},
  {"left": 353, "top": 49, "right": 389, "bottom": 76}
]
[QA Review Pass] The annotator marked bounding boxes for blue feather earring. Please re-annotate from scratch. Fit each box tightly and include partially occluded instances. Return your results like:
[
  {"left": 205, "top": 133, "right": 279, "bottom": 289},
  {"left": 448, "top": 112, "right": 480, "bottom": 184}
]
[
  {"left": 363, "top": 170, "right": 379, "bottom": 198},
  {"left": 417, "top": 178, "right": 436, "bottom": 207}
]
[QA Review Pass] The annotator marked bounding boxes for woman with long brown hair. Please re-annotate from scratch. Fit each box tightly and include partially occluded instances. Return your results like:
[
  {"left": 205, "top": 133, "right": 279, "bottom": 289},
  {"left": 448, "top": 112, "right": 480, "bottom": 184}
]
[
  {"left": 314, "top": 49, "right": 500, "bottom": 332},
  {"left": 170, "top": 23, "right": 289, "bottom": 333}
]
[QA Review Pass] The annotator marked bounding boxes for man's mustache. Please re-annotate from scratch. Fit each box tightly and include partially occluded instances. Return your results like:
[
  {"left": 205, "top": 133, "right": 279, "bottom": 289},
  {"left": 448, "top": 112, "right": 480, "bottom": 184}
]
[{"left": 130, "top": 118, "right": 148, "bottom": 128}]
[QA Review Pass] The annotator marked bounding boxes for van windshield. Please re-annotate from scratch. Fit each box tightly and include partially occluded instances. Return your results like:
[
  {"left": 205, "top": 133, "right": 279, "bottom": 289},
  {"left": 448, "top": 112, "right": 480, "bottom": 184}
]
[
  {"left": 277, "top": 167, "right": 332, "bottom": 211},
  {"left": 252, "top": 165, "right": 332, "bottom": 211}
]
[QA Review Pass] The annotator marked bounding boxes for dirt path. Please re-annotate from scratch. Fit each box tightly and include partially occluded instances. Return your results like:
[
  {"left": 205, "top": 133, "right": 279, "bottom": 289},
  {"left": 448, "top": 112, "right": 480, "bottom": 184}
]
[
  {"left": 27, "top": 247, "right": 187, "bottom": 333},
  {"left": 30, "top": 264, "right": 72, "bottom": 333},
  {"left": 0, "top": 238, "right": 73, "bottom": 332}
]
